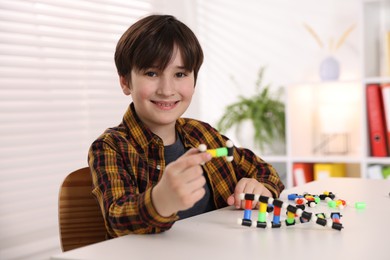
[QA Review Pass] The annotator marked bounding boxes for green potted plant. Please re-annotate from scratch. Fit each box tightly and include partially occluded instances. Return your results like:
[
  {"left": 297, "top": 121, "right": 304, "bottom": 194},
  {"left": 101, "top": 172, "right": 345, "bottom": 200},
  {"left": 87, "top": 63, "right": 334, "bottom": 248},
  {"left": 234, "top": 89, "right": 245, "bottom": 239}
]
[{"left": 216, "top": 67, "right": 286, "bottom": 155}]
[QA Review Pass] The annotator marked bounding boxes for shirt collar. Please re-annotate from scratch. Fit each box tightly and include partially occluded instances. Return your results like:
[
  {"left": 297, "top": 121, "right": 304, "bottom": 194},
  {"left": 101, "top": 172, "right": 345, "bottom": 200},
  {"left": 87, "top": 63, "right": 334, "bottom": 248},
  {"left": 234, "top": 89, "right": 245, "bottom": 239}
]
[
  {"left": 122, "top": 103, "right": 201, "bottom": 149},
  {"left": 176, "top": 118, "right": 201, "bottom": 149},
  {"left": 122, "top": 103, "right": 161, "bottom": 147}
]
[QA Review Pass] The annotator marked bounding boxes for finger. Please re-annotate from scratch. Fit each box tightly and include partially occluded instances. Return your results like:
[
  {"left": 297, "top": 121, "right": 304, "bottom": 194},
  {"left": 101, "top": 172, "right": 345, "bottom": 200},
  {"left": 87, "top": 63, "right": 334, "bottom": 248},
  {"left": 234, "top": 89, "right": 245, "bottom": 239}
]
[
  {"left": 234, "top": 178, "right": 254, "bottom": 208},
  {"left": 178, "top": 181, "right": 206, "bottom": 210},
  {"left": 235, "top": 179, "right": 262, "bottom": 209},
  {"left": 242, "top": 180, "right": 265, "bottom": 208},
  {"left": 188, "top": 187, "right": 206, "bottom": 207},
  {"left": 188, "top": 175, "right": 206, "bottom": 193},
  {"left": 232, "top": 182, "right": 244, "bottom": 209},
  {"left": 177, "top": 163, "right": 205, "bottom": 185},
  {"left": 227, "top": 194, "right": 235, "bottom": 206},
  {"left": 174, "top": 150, "right": 212, "bottom": 172},
  {"left": 253, "top": 185, "right": 265, "bottom": 196},
  {"left": 182, "top": 147, "right": 202, "bottom": 156},
  {"left": 254, "top": 185, "right": 272, "bottom": 198}
]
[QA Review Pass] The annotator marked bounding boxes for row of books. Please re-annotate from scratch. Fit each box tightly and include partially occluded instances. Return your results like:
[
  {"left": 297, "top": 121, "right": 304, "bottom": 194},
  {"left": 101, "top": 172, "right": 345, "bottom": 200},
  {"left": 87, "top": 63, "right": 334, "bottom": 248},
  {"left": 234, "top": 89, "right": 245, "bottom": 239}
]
[
  {"left": 366, "top": 83, "right": 390, "bottom": 157},
  {"left": 367, "top": 164, "right": 390, "bottom": 180},
  {"left": 293, "top": 163, "right": 346, "bottom": 187},
  {"left": 293, "top": 162, "right": 390, "bottom": 186}
]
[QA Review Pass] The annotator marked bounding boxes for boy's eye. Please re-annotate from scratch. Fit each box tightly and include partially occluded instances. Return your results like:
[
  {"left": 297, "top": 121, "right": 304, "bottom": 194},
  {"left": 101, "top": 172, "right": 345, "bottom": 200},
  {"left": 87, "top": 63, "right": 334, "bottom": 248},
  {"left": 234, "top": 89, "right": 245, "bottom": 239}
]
[
  {"left": 145, "top": 71, "right": 157, "bottom": 77},
  {"left": 176, "top": 72, "right": 187, "bottom": 78}
]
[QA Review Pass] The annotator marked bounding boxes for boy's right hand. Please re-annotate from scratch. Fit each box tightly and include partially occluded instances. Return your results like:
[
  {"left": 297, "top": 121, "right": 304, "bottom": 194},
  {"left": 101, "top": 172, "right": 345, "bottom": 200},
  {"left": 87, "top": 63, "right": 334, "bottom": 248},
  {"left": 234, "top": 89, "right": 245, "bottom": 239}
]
[{"left": 151, "top": 148, "right": 212, "bottom": 217}]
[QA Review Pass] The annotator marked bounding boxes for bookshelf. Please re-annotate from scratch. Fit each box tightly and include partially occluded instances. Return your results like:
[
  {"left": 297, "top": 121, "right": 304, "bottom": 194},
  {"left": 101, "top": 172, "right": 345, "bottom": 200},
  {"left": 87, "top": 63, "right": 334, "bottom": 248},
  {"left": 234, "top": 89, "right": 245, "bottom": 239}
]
[
  {"left": 265, "top": 0, "right": 390, "bottom": 188},
  {"left": 361, "top": 0, "right": 390, "bottom": 179}
]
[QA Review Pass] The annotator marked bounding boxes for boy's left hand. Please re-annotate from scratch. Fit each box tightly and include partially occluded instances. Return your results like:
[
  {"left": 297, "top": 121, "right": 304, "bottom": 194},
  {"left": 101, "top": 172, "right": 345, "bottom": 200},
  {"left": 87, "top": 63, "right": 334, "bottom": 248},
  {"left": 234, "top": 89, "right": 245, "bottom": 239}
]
[{"left": 227, "top": 178, "right": 272, "bottom": 209}]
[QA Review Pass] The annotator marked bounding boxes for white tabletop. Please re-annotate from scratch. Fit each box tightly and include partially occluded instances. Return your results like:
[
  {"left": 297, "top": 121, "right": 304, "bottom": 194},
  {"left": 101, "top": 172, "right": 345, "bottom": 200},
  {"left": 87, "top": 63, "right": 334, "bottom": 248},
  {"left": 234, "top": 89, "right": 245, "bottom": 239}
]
[{"left": 51, "top": 178, "right": 390, "bottom": 260}]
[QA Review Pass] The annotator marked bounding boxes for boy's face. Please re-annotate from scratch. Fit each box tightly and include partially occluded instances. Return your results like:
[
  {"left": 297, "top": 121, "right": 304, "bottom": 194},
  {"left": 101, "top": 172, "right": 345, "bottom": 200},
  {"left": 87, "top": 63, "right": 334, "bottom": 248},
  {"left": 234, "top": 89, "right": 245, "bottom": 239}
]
[{"left": 120, "top": 46, "right": 195, "bottom": 133}]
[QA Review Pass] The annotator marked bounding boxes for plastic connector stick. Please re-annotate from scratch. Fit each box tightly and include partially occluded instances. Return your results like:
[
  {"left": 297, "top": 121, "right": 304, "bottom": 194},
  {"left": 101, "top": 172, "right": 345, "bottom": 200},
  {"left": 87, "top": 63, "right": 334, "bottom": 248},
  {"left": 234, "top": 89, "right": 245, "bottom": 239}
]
[
  {"left": 286, "top": 205, "right": 298, "bottom": 214},
  {"left": 355, "top": 202, "right": 366, "bottom": 209},
  {"left": 331, "top": 212, "right": 342, "bottom": 223},
  {"left": 238, "top": 218, "right": 252, "bottom": 227},
  {"left": 332, "top": 222, "right": 343, "bottom": 231},
  {"left": 244, "top": 209, "right": 252, "bottom": 220},
  {"left": 328, "top": 200, "right": 337, "bottom": 208},
  {"left": 286, "top": 211, "right": 295, "bottom": 225},
  {"left": 198, "top": 140, "right": 234, "bottom": 162},
  {"left": 243, "top": 199, "right": 253, "bottom": 220},
  {"left": 316, "top": 217, "right": 327, "bottom": 226},
  {"left": 272, "top": 199, "right": 283, "bottom": 226},
  {"left": 236, "top": 193, "right": 345, "bottom": 231},
  {"left": 255, "top": 221, "right": 268, "bottom": 228},
  {"left": 245, "top": 199, "right": 253, "bottom": 210},
  {"left": 241, "top": 193, "right": 255, "bottom": 201},
  {"left": 257, "top": 203, "right": 267, "bottom": 223},
  {"left": 288, "top": 193, "right": 301, "bottom": 200},
  {"left": 206, "top": 147, "right": 228, "bottom": 157}
]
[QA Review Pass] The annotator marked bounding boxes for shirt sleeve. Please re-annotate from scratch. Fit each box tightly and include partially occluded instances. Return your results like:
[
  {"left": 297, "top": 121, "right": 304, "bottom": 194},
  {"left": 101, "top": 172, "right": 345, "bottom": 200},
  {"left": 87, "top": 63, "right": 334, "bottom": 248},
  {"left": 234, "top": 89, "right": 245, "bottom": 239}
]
[
  {"left": 233, "top": 146, "right": 285, "bottom": 198},
  {"left": 181, "top": 120, "right": 285, "bottom": 200},
  {"left": 88, "top": 140, "right": 178, "bottom": 237}
]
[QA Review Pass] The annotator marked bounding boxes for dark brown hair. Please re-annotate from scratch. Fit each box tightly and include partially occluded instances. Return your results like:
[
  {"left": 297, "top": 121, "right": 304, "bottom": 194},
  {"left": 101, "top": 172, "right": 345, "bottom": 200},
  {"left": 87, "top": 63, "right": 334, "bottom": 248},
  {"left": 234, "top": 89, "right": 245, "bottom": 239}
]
[{"left": 115, "top": 15, "right": 204, "bottom": 83}]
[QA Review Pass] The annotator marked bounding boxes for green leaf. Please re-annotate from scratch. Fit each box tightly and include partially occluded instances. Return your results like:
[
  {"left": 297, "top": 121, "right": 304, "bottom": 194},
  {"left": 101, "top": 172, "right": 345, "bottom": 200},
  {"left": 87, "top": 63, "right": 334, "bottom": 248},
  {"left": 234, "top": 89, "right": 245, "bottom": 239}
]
[{"left": 216, "top": 66, "right": 286, "bottom": 151}]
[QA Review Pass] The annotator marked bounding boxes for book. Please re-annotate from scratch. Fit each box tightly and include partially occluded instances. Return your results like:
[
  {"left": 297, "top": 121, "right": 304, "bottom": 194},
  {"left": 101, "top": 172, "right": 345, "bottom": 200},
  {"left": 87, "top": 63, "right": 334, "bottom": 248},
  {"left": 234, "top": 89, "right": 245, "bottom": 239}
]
[
  {"left": 313, "top": 163, "right": 346, "bottom": 180},
  {"left": 382, "top": 166, "right": 390, "bottom": 179},
  {"left": 367, "top": 164, "right": 384, "bottom": 179},
  {"left": 367, "top": 164, "right": 390, "bottom": 180},
  {"left": 292, "top": 163, "right": 313, "bottom": 186},
  {"left": 382, "top": 83, "right": 390, "bottom": 152},
  {"left": 384, "top": 31, "right": 390, "bottom": 76},
  {"left": 366, "top": 84, "right": 388, "bottom": 157}
]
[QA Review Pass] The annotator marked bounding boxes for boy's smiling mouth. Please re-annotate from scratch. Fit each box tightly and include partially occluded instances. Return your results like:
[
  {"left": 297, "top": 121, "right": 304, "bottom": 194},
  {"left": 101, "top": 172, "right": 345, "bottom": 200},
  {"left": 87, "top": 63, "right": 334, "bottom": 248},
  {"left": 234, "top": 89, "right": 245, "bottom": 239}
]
[{"left": 152, "top": 101, "right": 179, "bottom": 110}]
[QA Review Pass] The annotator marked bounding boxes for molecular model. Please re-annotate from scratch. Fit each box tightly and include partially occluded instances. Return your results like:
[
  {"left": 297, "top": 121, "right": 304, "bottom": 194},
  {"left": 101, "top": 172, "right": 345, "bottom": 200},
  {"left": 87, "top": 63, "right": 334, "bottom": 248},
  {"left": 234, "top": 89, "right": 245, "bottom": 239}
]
[
  {"left": 237, "top": 192, "right": 347, "bottom": 231},
  {"left": 198, "top": 140, "right": 234, "bottom": 162}
]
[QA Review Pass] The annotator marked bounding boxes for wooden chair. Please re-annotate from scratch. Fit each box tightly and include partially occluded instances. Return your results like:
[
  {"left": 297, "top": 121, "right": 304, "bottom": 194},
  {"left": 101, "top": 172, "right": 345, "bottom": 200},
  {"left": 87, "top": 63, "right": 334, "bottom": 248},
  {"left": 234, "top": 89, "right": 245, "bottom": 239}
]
[{"left": 58, "top": 167, "right": 107, "bottom": 252}]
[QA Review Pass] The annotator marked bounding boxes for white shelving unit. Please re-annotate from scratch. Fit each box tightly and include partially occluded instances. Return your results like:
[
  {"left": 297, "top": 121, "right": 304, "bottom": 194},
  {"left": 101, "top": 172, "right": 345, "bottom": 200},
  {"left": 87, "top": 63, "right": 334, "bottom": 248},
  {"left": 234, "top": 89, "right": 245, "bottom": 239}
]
[
  {"left": 360, "top": 0, "right": 390, "bottom": 178},
  {"left": 265, "top": 0, "right": 390, "bottom": 188}
]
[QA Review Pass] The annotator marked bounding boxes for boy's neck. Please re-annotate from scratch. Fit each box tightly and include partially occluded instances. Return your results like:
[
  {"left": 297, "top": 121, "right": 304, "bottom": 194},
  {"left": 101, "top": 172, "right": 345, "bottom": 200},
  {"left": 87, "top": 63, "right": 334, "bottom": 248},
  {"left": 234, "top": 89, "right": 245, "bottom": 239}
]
[{"left": 150, "top": 124, "right": 177, "bottom": 146}]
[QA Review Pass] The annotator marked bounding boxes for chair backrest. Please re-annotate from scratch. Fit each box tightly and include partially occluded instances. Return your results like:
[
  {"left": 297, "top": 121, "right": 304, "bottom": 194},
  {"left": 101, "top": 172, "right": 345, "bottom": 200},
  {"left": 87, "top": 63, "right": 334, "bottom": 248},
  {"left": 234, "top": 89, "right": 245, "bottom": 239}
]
[{"left": 58, "top": 167, "right": 107, "bottom": 252}]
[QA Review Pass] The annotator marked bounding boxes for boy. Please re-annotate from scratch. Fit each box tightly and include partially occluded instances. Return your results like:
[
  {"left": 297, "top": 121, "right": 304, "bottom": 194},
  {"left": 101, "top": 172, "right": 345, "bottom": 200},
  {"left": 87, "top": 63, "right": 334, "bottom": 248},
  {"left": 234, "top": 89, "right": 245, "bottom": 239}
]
[{"left": 88, "top": 14, "right": 284, "bottom": 237}]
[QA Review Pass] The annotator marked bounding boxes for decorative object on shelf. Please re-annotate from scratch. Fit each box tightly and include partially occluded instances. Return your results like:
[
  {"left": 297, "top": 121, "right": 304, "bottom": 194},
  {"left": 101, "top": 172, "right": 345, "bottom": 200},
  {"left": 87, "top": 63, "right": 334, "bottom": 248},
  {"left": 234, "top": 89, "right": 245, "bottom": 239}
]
[
  {"left": 216, "top": 67, "right": 285, "bottom": 155},
  {"left": 314, "top": 100, "right": 350, "bottom": 155},
  {"left": 319, "top": 56, "right": 340, "bottom": 81},
  {"left": 303, "top": 22, "right": 356, "bottom": 81},
  {"left": 313, "top": 132, "right": 349, "bottom": 155},
  {"left": 312, "top": 82, "right": 358, "bottom": 155}
]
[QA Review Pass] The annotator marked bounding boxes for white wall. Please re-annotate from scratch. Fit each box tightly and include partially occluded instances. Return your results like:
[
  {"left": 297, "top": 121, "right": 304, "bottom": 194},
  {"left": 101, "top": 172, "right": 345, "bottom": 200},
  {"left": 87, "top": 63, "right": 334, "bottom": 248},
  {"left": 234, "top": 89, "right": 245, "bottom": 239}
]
[
  {"left": 0, "top": 1, "right": 360, "bottom": 259},
  {"left": 192, "top": 0, "right": 360, "bottom": 132}
]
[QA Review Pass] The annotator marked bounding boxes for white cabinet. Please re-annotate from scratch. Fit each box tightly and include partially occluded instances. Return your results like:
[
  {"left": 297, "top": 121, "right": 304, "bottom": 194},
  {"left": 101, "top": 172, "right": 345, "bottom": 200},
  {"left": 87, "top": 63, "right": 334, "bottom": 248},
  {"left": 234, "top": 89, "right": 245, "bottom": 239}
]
[{"left": 361, "top": 0, "right": 390, "bottom": 177}]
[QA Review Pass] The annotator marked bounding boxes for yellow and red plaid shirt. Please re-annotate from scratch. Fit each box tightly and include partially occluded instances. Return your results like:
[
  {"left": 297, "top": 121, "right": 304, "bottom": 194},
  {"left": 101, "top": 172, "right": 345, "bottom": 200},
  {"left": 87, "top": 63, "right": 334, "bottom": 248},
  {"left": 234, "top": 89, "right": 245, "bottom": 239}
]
[{"left": 88, "top": 103, "right": 284, "bottom": 237}]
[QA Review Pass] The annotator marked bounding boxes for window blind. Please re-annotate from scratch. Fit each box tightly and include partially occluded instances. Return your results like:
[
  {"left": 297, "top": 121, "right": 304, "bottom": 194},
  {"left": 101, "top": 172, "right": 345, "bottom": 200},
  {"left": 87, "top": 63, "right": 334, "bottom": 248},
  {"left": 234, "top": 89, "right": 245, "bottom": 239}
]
[{"left": 0, "top": 0, "right": 151, "bottom": 259}]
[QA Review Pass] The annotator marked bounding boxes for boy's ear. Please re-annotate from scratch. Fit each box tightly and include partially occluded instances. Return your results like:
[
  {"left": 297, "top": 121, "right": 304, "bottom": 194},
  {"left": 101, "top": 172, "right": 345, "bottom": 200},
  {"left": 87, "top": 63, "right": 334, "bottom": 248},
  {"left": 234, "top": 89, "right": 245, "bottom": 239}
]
[{"left": 119, "top": 76, "right": 131, "bottom": 95}]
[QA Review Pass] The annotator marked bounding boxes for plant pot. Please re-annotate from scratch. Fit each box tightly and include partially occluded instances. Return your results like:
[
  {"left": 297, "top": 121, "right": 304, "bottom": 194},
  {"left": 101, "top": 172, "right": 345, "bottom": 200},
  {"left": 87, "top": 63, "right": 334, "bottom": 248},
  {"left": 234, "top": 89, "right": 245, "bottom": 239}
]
[{"left": 234, "top": 120, "right": 286, "bottom": 156}]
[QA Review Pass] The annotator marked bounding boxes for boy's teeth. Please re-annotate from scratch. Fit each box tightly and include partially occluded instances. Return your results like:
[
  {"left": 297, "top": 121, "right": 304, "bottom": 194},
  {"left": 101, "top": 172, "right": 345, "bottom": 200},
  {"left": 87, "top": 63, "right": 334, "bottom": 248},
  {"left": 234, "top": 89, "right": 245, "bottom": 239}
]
[{"left": 156, "top": 102, "right": 173, "bottom": 107}]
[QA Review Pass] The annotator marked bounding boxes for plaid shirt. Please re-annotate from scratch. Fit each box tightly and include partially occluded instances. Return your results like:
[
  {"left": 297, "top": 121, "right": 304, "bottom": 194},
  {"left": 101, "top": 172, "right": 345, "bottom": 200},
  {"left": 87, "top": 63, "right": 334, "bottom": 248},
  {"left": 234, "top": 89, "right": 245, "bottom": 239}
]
[{"left": 88, "top": 103, "right": 284, "bottom": 237}]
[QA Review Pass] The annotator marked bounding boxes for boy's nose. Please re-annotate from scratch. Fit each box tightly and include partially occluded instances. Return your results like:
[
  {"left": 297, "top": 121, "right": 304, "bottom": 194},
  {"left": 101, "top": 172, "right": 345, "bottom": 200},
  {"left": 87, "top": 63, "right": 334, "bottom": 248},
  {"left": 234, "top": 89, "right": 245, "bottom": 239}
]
[{"left": 157, "top": 77, "right": 175, "bottom": 96}]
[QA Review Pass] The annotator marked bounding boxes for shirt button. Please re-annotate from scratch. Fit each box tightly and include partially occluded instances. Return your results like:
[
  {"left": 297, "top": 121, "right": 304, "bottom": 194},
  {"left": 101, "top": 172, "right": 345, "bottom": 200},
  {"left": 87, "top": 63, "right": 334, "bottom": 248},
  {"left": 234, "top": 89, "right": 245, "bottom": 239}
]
[{"left": 156, "top": 165, "right": 161, "bottom": 170}]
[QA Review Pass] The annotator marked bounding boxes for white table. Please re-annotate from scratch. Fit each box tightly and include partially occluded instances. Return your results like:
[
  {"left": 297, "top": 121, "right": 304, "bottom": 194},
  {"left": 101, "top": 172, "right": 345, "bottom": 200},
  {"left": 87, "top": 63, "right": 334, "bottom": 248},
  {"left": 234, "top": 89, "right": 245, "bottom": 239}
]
[{"left": 51, "top": 178, "right": 390, "bottom": 260}]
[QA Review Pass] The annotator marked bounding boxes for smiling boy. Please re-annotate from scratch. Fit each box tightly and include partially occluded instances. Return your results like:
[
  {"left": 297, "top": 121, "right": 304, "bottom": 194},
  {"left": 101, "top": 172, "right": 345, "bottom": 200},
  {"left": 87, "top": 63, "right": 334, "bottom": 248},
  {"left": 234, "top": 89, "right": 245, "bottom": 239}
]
[{"left": 88, "top": 14, "right": 285, "bottom": 237}]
